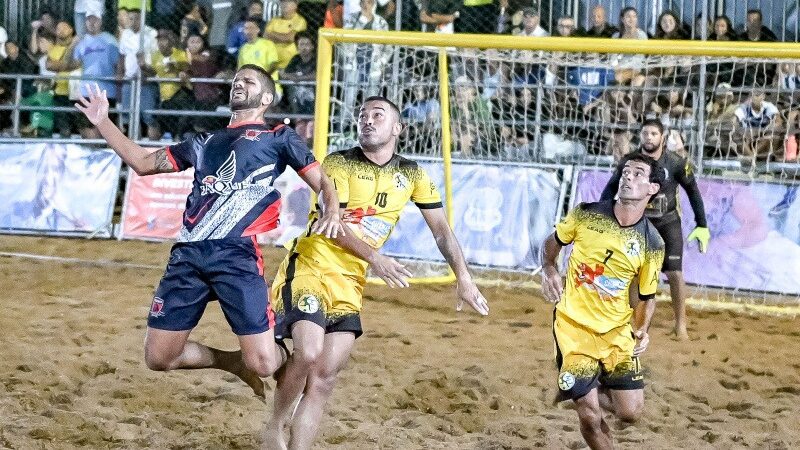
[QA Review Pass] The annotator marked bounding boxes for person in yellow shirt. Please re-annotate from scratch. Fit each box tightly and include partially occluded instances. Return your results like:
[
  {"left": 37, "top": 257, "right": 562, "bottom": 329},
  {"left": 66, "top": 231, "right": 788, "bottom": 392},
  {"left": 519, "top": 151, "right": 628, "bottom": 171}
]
[
  {"left": 141, "top": 29, "right": 189, "bottom": 140},
  {"left": 45, "top": 21, "right": 78, "bottom": 137},
  {"left": 265, "top": 0, "right": 307, "bottom": 69},
  {"left": 263, "top": 96, "right": 490, "bottom": 449},
  {"left": 237, "top": 18, "right": 278, "bottom": 74},
  {"left": 541, "top": 152, "right": 666, "bottom": 450}
]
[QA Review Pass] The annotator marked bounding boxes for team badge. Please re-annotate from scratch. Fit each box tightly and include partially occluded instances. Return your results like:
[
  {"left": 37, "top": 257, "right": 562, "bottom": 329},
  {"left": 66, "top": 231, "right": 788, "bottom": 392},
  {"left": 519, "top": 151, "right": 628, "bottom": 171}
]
[
  {"left": 150, "top": 297, "right": 165, "bottom": 318},
  {"left": 242, "top": 129, "right": 268, "bottom": 141},
  {"left": 393, "top": 172, "right": 409, "bottom": 190},
  {"left": 201, "top": 152, "right": 238, "bottom": 195},
  {"left": 297, "top": 294, "right": 320, "bottom": 314},
  {"left": 558, "top": 372, "right": 576, "bottom": 391},
  {"left": 624, "top": 238, "right": 641, "bottom": 257}
]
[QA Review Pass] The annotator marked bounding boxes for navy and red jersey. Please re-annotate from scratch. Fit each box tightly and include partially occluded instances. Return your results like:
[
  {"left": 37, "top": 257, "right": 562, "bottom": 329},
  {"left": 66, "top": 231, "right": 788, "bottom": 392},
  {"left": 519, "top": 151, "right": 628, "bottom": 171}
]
[{"left": 165, "top": 122, "right": 318, "bottom": 242}]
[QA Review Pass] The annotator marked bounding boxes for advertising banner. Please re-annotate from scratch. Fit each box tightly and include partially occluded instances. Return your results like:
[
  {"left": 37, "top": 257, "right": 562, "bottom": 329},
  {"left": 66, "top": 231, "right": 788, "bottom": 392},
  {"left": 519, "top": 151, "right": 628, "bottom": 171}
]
[
  {"left": 383, "top": 161, "right": 563, "bottom": 269},
  {"left": 574, "top": 169, "right": 800, "bottom": 295},
  {"left": 0, "top": 144, "right": 121, "bottom": 237}
]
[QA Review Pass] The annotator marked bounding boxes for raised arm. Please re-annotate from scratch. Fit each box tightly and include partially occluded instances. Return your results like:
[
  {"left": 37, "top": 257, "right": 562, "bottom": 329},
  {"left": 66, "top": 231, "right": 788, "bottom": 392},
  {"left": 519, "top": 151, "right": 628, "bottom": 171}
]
[
  {"left": 600, "top": 165, "right": 622, "bottom": 201},
  {"left": 420, "top": 207, "right": 489, "bottom": 315},
  {"left": 75, "top": 83, "right": 176, "bottom": 175}
]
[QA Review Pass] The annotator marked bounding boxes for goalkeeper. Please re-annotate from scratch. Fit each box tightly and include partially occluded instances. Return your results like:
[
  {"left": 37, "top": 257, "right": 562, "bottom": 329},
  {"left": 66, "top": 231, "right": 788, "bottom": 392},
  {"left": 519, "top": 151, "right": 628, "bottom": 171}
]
[{"left": 601, "top": 119, "right": 708, "bottom": 341}]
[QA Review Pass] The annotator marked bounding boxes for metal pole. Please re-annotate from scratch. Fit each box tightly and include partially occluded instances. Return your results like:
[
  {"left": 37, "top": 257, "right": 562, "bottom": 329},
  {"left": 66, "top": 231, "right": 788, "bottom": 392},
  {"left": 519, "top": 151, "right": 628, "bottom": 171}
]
[
  {"left": 132, "top": 0, "right": 148, "bottom": 140},
  {"left": 389, "top": 0, "right": 404, "bottom": 101},
  {"left": 532, "top": 85, "right": 544, "bottom": 162},
  {"left": 694, "top": 0, "right": 709, "bottom": 172},
  {"left": 12, "top": 77, "right": 22, "bottom": 137}
]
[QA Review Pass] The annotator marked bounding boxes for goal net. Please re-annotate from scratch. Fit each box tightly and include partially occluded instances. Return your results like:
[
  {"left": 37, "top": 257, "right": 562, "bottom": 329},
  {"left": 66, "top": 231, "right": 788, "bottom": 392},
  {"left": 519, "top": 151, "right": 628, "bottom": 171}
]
[{"left": 313, "top": 30, "right": 800, "bottom": 315}]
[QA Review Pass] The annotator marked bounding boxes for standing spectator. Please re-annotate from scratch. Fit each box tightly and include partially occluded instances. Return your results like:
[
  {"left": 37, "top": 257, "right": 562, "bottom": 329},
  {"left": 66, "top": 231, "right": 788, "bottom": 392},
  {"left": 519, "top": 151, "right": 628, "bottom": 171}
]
[
  {"left": 45, "top": 21, "right": 79, "bottom": 137},
  {"left": 512, "top": 7, "right": 547, "bottom": 36},
  {"left": 74, "top": 0, "right": 104, "bottom": 37},
  {"left": 18, "top": 79, "right": 55, "bottom": 137},
  {"left": 739, "top": 9, "right": 777, "bottom": 42},
  {"left": 227, "top": 1, "right": 266, "bottom": 57},
  {"left": 117, "top": 8, "right": 159, "bottom": 137},
  {"left": 265, "top": 0, "right": 308, "bottom": 69},
  {"left": 0, "top": 41, "right": 37, "bottom": 100},
  {"left": 735, "top": 91, "right": 782, "bottom": 160},
  {"left": 585, "top": 5, "right": 616, "bottom": 38},
  {"left": 179, "top": 34, "right": 223, "bottom": 134},
  {"left": 419, "top": 0, "right": 460, "bottom": 33},
  {"left": 116, "top": 7, "right": 131, "bottom": 40},
  {"left": 237, "top": 18, "right": 279, "bottom": 74},
  {"left": 654, "top": 11, "right": 687, "bottom": 39},
  {"left": 340, "top": 0, "right": 391, "bottom": 123},
  {"left": 65, "top": 14, "right": 119, "bottom": 138},
  {"left": 141, "top": 29, "right": 190, "bottom": 140},
  {"left": 29, "top": 9, "right": 59, "bottom": 56}
]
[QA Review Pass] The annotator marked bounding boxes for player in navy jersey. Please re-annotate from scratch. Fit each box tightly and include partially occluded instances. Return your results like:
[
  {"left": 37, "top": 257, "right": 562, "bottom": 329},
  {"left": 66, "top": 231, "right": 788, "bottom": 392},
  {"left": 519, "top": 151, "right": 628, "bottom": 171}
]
[{"left": 75, "top": 65, "right": 343, "bottom": 397}]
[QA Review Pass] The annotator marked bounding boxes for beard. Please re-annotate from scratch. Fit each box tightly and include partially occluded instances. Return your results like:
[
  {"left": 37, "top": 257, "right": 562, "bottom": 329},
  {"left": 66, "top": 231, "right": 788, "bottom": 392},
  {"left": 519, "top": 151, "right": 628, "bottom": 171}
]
[
  {"left": 230, "top": 92, "right": 262, "bottom": 111},
  {"left": 641, "top": 142, "right": 659, "bottom": 153}
]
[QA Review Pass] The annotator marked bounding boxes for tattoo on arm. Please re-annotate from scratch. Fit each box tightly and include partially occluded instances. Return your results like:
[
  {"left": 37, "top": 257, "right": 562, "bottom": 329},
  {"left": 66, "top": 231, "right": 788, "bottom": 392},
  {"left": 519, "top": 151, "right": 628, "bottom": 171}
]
[{"left": 154, "top": 148, "right": 175, "bottom": 173}]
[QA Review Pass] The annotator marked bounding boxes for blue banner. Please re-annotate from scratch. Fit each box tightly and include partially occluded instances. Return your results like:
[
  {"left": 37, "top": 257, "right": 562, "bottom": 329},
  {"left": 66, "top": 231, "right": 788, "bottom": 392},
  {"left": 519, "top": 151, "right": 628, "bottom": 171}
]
[
  {"left": 574, "top": 169, "right": 800, "bottom": 295},
  {"left": 383, "top": 161, "right": 563, "bottom": 269},
  {"left": 0, "top": 144, "right": 122, "bottom": 237}
]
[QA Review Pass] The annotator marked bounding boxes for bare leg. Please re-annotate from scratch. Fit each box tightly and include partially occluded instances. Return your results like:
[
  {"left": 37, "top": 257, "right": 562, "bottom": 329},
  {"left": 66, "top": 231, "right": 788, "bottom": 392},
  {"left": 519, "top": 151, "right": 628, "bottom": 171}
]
[
  {"left": 664, "top": 271, "right": 689, "bottom": 340},
  {"left": 609, "top": 388, "right": 644, "bottom": 423},
  {"left": 574, "top": 388, "right": 614, "bottom": 450},
  {"left": 144, "top": 327, "right": 269, "bottom": 397},
  {"left": 288, "top": 332, "right": 355, "bottom": 450},
  {"left": 264, "top": 322, "right": 325, "bottom": 450}
]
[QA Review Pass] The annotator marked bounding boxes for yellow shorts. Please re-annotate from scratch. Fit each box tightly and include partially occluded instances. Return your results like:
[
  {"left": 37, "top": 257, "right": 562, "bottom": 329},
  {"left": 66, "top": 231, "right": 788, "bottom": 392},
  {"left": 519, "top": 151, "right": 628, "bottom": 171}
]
[
  {"left": 271, "top": 252, "right": 364, "bottom": 339},
  {"left": 553, "top": 309, "right": 643, "bottom": 400}
]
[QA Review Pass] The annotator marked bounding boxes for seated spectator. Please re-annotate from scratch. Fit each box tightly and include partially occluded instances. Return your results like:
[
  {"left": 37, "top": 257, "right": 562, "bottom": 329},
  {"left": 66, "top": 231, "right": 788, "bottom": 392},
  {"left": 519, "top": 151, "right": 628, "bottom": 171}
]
[
  {"left": 710, "top": 15, "right": 737, "bottom": 40},
  {"left": 419, "top": 0, "right": 460, "bottom": 33},
  {"left": 29, "top": 9, "right": 58, "bottom": 56},
  {"left": 451, "top": 75, "right": 492, "bottom": 156},
  {"left": 64, "top": 14, "right": 119, "bottom": 138},
  {"left": 705, "top": 82, "right": 739, "bottom": 157},
  {"left": 611, "top": 8, "right": 646, "bottom": 106},
  {"left": 324, "top": 0, "right": 344, "bottom": 28},
  {"left": 35, "top": 30, "right": 57, "bottom": 78},
  {"left": 739, "top": 9, "right": 777, "bottom": 42},
  {"left": 227, "top": 1, "right": 266, "bottom": 57},
  {"left": 776, "top": 63, "right": 800, "bottom": 138},
  {"left": 481, "top": 49, "right": 509, "bottom": 101},
  {"left": 265, "top": 0, "right": 308, "bottom": 69},
  {"left": 180, "top": 3, "right": 209, "bottom": 48},
  {"left": 178, "top": 35, "right": 225, "bottom": 135},
  {"left": 512, "top": 7, "right": 548, "bottom": 37},
  {"left": 554, "top": 15, "right": 578, "bottom": 37},
  {"left": 566, "top": 58, "right": 615, "bottom": 113},
  {"left": 402, "top": 84, "right": 440, "bottom": 123},
  {"left": 19, "top": 79, "right": 55, "bottom": 137},
  {"left": 735, "top": 90, "right": 782, "bottom": 160},
  {"left": 116, "top": 7, "right": 130, "bottom": 40},
  {"left": 279, "top": 32, "right": 316, "bottom": 114},
  {"left": 654, "top": 11, "right": 688, "bottom": 39},
  {"left": 237, "top": 18, "right": 279, "bottom": 74},
  {"left": 142, "top": 29, "right": 190, "bottom": 140},
  {"left": 649, "top": 87, "right": 693, "bottom": 157},
  {"left": 0, "top": 41, "right": 38, "bottom": 101},
  {"left": 74, "top": 0, "right": 104, "bottom": 37},
  {"left": 585, "top": 5, "right": 617, "bottom": 38}
]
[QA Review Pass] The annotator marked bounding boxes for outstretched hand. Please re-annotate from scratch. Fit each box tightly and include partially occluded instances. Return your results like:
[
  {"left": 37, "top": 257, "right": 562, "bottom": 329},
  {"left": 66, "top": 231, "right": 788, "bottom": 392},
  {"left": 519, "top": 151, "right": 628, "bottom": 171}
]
[
  {"left": 311, "top": 210, "right": 345, "bottom": 239},
  {"left": 633, "top": 328, "right": 650, "bottom": 356},
  {"left": 541, "top": 265, "right": 563, "bottom": 303},
  {"left": 456, "top": 280, "right": 489, "bottom": 316},
  {"left": 369, "top": 253, "right": 413, "bottom": 288},
  {"left": 74, "top": 82, "right": 109, "bottom": 126}
]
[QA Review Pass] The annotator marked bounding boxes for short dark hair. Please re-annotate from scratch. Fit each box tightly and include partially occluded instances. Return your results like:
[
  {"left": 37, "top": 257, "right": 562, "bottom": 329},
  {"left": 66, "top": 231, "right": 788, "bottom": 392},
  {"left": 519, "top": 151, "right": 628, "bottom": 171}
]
[
  {"left": 244, "top": 16, "right": 264, "bottom": 28},
  {"left": 746, "top": 9, "right": 762, "bottom": 20},
  {"left": 640, "top": 118, "right": 665, "bottom": 135},
  {"left": 236, "top": 64, "right": 276, "bottom": 97},
  {"left": 620, "top": 152, "right": 665, "bottom": 188},
  {"left": 363, "top": 96, "right": 401, "bottom": 120},
  {"left": 37, "top": 29, "right": 56, "bottom": 43},
  {"left": 294, "top": 31, "right": 315, "bottom": 45}
]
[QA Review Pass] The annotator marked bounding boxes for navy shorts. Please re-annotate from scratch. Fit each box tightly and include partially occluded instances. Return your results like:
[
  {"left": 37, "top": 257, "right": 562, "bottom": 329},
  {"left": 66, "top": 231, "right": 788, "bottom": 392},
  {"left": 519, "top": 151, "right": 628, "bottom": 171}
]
[{"left": 147, "top": 236, "right": 275, "bottom": 335}]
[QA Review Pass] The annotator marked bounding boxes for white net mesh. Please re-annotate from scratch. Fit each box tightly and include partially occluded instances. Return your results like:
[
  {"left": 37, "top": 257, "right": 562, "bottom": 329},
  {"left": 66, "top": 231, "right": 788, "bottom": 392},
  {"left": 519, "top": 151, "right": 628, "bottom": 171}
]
[{"left": 325, "top": 40, "right": 800, "bottom": 314}]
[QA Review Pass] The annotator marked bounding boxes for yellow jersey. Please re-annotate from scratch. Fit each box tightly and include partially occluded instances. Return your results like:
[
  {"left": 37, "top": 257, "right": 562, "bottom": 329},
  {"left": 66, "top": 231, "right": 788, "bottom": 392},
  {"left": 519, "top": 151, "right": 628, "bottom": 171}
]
[
  {"left": 48, "top": 45, "right": 69, "bottom": 96},
  {"left": 151, "top": 48, "right": 188, "bottom": 101},
  {"left": 266, "top": 14, "right": 308, "bottom": 69},
  {"left": 555, "top": 200, "right": 664, "bottom": 334},
  {"left": 292, "top": 148, "right": 442, "bottom": 280},
  {"left": 237, "top": 38, "right": 279, "bottom": 71}
]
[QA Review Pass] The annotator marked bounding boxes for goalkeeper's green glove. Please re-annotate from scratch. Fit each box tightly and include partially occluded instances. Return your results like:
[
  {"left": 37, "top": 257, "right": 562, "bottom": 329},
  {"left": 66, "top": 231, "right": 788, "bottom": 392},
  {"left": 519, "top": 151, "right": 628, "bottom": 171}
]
[{"left": 687, "top": 226, "right": 710, "bottom": 253}]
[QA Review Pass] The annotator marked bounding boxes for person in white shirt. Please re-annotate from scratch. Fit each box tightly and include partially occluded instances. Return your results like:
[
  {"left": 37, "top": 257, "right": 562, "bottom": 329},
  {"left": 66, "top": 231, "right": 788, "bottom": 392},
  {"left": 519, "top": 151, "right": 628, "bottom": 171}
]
[
  {"left": 734, "top": 91, "right": 782, "bottom": 160},
  {"left": 116, "top": 8, "right": 159, "bottom": 136},
  {"left": 512, "top": 7, "right": 549, "bottom": 37}
]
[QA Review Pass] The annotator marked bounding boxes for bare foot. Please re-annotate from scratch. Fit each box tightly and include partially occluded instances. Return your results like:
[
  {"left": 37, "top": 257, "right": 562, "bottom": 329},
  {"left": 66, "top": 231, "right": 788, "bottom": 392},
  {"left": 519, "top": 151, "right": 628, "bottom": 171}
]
[
  {"left": 262, "top": 421, "right": 288, "bottom": 450},
  {"left": 671, "top": 326, "right": 690, "bottom": 341}
]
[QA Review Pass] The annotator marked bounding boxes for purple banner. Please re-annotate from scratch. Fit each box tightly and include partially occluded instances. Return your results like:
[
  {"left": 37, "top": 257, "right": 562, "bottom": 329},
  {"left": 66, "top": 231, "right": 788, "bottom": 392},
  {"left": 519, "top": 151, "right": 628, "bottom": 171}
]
[{"left": 575, "top": 169, "right": 800, "bottom": 295}]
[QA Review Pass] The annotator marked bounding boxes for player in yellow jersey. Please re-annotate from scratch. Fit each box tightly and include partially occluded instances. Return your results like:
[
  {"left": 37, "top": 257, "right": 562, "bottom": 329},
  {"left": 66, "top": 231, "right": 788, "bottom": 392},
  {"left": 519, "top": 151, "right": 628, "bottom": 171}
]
[
  {"left": 541, "top": 152, "right": 665, "bottom": 450},
  {"left": 263, "top": 96, "right": 490, "bottom": 449}
]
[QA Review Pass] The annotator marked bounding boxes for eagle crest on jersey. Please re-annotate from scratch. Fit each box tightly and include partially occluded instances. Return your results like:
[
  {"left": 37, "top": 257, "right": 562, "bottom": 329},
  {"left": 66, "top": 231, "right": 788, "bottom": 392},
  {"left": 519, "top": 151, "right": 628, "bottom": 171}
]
[{"left": 201, "top": 152, "right": 238, "bottom": 195}]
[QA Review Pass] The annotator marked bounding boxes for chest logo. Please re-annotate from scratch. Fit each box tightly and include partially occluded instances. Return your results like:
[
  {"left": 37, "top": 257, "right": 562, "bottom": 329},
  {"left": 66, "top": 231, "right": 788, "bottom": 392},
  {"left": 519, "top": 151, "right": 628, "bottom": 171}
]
[
  {"left": 240, "top": 129, "right": 268, "bottom": 141},
  {"left": 624, "top": 238, "right": 641, "bottom": 257},
  {"left": 201, "top": 152, "right": 238, "bottom": 195},
  {"left": 393, "top": 172, "right": 409, "bottom": 190}
]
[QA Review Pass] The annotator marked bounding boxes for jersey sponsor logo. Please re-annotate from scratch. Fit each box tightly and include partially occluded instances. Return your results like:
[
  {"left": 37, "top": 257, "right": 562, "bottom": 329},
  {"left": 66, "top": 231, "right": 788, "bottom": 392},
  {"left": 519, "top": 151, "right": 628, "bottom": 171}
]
[
  {"left": 297, "top": 294, "right": 320, "bottom": 314},
  {"left": 150, "top": 297, "right": 165, "bottom": 318},
  {"left": 201, "top": 152, "right": 238, "bottom": 195},
  {"left": 587, "top": 225, "right": 605, "bottom": 234},
  {"left": 558, "top": 371, "right": 576, "bottom": 390},
  {"left": 393, "top": 172, "right": 409, "bottom": 190},
  {"left": 357, "top": 174, "right": 375, "bottom": 181},
  {"left": 575, "top": 262, "right": 626, "bottom": 300},
  {"left": 343, "top": 206, "right": 377, "bottom": 224},
  {"left": 240, "top": 129, "right": 269, "bottom": 141},
  {"left": 624, "top": 238, "right": 641, "bottom": 257}
]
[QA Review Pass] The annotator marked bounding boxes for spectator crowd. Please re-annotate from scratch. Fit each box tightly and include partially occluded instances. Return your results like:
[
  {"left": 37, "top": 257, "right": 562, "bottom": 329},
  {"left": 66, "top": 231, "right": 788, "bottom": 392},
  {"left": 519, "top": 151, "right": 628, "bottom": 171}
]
[{"left": 0, "top": 1, "right": 797, "bottom": 163}]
